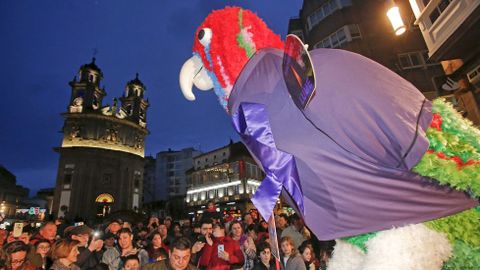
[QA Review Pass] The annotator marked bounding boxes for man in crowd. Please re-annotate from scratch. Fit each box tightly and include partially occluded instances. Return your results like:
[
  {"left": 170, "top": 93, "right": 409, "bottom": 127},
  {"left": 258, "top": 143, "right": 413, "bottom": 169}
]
[
  {"left": 102, "top": 228, "right": 148, "bottom": 270},
  {"left": 243, "top": 214, "right": 254, "bottom": 231},
  {"left": 275, "top": 213, "right": 289, "bottom": 242},
  {"left": 68, "top": 225, "right": 104, "bottom": 270},
  {"left": 143, "top": 237, "right": 197, "bottom": 270},
  {"left": 106, "top": 220, "right": 122, "bottom": 235},
  {"left": 30, "top": 222, "right": 57, "bottom": 245},
  {"left": 281, "top": 214, "right": 310, "bottom": 248},
  {"left": 190, "top": 219, "right": 213, "bottom": 269}
]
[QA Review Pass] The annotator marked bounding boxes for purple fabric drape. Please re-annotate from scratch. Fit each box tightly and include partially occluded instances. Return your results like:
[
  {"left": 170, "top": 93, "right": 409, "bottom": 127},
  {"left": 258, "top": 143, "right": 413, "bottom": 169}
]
[{"left": 232, "top": 102, "right": 304, "bottom": 221}]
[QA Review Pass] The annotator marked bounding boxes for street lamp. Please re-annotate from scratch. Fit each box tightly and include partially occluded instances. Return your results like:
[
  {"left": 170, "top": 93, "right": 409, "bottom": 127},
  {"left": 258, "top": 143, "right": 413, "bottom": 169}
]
[{"left": 387, "top": 0, "right": 406, "bottom": 35}]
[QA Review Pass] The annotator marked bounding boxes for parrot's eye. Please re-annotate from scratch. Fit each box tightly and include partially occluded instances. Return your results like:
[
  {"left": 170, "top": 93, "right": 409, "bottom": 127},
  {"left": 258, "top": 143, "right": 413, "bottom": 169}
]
[{"left": 198, "top": 28, "right": 212, "bottom": 47}]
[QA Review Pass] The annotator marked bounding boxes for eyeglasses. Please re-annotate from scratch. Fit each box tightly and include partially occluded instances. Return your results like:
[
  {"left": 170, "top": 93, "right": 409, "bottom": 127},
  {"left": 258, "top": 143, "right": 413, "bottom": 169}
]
[
  {"left": 38, "top": 245, "right": 50, "bottom": 250},
  {"left": 11, "top": 259, "right": 25, "bottom": 265}
]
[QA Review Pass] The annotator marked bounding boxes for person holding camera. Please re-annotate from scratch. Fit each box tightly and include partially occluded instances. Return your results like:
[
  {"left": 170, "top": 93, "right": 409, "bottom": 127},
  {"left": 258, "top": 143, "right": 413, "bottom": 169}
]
[
  {"left": 198, "top": 223, "right": 244, "bottom": 270},
  {"left": 67, "top": 225, "right": 104, "bottom": 270},
  {"left": 189, "top": 219, "right": 212, "bottom": 270}
]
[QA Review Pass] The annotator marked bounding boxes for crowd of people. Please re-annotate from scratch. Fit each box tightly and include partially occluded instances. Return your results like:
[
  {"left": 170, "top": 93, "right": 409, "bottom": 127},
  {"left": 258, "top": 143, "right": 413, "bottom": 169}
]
[{"left": 0, "top": 201, "right": 335, "bottom": 270}]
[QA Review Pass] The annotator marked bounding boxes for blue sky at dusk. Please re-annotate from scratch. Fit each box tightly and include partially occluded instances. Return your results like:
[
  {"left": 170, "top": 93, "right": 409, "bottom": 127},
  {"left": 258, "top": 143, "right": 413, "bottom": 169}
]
[{"left": 0, "top": 1, "right": 302, "bottom": 195}]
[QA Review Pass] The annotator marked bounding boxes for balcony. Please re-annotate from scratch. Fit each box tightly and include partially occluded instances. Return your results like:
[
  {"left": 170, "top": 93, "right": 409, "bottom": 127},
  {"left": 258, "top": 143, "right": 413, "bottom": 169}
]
[{"left": 412, "top": 0, "right": 480, "bottom": 61}]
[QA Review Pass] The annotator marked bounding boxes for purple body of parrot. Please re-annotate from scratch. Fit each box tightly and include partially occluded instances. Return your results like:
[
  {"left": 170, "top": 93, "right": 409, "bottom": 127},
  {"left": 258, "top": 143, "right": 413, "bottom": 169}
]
[{"left": 228, "top": 48, "right": 478, "bottom": 240}]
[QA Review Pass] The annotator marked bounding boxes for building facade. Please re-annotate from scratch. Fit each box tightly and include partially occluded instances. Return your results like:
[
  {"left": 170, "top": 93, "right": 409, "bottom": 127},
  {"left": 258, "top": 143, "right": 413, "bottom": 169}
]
[
  {"left": 153, "top": 148, "right": 201, "bottom": 202},
  {"left": 289, "top": 0, "right": 446, "bottom": 100},
  {"left": 407, "top": 0, "right": 480, "bottom": 124},
  {"left": 0, "top": 166, "right": 29, "bottom": 218},
  {"left": 185, "top": 141, "right": 264, "bottom": 215},
  {"left": 52, "top": 58, "right": 149, "bottom": 219}
]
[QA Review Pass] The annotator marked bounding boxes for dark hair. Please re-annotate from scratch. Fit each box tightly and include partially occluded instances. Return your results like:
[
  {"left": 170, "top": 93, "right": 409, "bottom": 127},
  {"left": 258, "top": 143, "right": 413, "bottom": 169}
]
[
  {"left": 149, "top": 232, "right": 162, "bottom": 241},
  {"left": 40, "top": 222, "right": 56, "bottom": 230},
  {"left": 122, "top": 254, "right": 139, "bottom": 264},
  {"left": 94, "top": 263, "right": 109, "bottom": 270},
  {"left": 171, "top": 237, "right": 191, "bottom": 251},
  {"left": 34, "top": 239, "right": 51, "bottom": 248},
  {"left": 289, "top": 213, "right": 300, "bottom": 223},
  {"left": 256, "top": 242, "right": 271, "bottom": 257},
  {"left": 118, "top": 228, "right": 133, "bottom": 236},
  {"left": 298, "top": 241, "right": 313, "bottom": 255},
  {"left": 245, "top": 224, "right": 256, "bottom": 233},
  {"left": 200, "top": 218, "right": 213, "bottom": 226},
  {"left": 3, "top": 240, "right": 30, "bottom": 254},
  {"left": 150, "top": 247, "right": 169, "bottom": 260},
  {"left": 3, "top": 241, "right": 30, "bottom": 270}
]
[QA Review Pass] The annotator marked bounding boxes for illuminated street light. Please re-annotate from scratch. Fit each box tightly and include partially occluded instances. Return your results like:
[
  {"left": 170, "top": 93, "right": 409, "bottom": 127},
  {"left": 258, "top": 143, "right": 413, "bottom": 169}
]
[{"left": 387, "top": 1, "right": 406, "bottom": 35}]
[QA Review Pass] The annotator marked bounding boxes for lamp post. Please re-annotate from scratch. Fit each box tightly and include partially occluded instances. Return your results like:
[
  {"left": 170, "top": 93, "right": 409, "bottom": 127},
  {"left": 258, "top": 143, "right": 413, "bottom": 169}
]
[{"left": 387, "top": 0, "right": 407, "bottom": 35}]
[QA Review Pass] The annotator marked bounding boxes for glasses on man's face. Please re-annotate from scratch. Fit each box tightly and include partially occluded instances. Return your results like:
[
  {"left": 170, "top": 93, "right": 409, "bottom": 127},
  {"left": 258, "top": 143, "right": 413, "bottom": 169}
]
[
  {"left": 38, "top": 245, "right": 50, "bottom": 250},
  {"left": 11, "top": 259, "right": 25, "bottom": 265}
]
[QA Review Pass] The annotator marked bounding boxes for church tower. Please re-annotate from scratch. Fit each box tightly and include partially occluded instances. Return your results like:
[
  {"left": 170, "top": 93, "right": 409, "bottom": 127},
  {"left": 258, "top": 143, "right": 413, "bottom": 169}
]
[
  {"left": 52, "top": 59, "right": 149, "bottom": 219},
  {"left": 120, "top": 73, "right": 149, "bottom": 128}
]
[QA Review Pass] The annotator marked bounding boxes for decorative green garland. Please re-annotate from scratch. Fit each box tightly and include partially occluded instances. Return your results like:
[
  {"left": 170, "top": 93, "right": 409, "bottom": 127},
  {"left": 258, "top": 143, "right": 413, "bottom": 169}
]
[
  {"left": 413, "top": 99, "right": 480, "bottom": 198},
  {"left": 413, "top": 152, "right": 480, "bottom": 197},
  {"left": 425, "top": 208, "right": 480, "bottom": 247},
  {"left": 342, "top": 232, "right": 377, "bottom": 252},
  {"left": 431, "top": 99, "right": 480, "bottom": 152},
  {"left": 442, "top": 240, "right": 480, "bottom": 270}
]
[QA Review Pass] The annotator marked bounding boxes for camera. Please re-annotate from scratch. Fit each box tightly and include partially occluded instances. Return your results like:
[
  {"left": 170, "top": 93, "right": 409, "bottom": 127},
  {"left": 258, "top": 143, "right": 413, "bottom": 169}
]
[{"left": 197, "top": 234, "right": 206, "bottom": 243}]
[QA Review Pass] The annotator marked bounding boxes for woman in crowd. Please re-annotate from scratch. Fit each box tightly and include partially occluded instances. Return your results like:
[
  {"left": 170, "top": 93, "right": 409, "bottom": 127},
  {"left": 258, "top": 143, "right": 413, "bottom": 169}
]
[
  {"left": 50, "top": 239, "right": 80, "bottom": 270},
  {"left": 279, "top": 237, "right": 305, "bottom": 270},
  {"left": 2, "top": 241, "right": 35, "bottom": 270},
  {"left": 230, "top": 221, "right": 256, "bottom": 270},
  {"left": 298, "top": 244, "right": 315, "bottom": 270},
  {"left": 34, "top": 240, "right": 52, "bottom": 270},
  {"left": 146, "top": 232, "right": 168, "bottom": 263},
  {"left": 252, "top": 242, "right": 275, "bottom": 270}
]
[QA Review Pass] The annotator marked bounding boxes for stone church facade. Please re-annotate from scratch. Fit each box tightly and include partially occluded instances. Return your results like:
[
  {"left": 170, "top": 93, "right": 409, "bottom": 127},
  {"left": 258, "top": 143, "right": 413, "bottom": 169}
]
[{"left": 52, "top": 58, "right": 149, "bottom": 219}]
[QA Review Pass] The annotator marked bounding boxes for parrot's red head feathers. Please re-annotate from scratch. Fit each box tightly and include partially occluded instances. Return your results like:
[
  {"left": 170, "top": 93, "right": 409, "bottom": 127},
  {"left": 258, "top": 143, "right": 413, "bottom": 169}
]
[{"left": 192, "top": 7, "right": 284, "bottom": 109}]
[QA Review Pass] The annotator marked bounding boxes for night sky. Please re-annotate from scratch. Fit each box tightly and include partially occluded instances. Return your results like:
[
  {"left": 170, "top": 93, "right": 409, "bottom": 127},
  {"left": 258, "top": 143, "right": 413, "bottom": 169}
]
[{"left": 0, "top": 1, "right": 302, "bottom": 195}]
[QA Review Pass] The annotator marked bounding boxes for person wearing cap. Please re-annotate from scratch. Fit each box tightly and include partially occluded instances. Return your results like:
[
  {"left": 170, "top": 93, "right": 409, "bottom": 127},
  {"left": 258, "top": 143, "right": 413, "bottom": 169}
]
[{"left": 68, "top": 225, "right": 104, "bottom": 270}]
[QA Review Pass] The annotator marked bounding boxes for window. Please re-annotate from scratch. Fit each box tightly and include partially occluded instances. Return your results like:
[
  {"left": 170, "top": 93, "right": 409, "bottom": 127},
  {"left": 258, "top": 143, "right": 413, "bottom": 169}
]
[
  {"left": 425, "top": 0, "right": 453, "bottom": 25},
  {"left": 314, "top": 24, "right": 361, "bottom": 49},
  {"left": 168, "top": 171, "right": 175, "bottom": 177},
  {"left": 63, "top": 174, "right": 72, "bottom": 189},
  {"left": 397, "top": 51, "right": 439, "bottom": 69},
  {"left": 348, "top": 24, "right": 361, "bottom": 39},
  {"left": 306, "top": 0, "right": 352, "bottom": 30}
]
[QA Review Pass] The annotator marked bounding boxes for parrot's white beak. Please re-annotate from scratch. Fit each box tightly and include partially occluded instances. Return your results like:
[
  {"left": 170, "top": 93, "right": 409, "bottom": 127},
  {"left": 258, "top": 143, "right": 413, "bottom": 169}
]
[{"left": 179, "top": 55, "right": 214, "bottom": 101}]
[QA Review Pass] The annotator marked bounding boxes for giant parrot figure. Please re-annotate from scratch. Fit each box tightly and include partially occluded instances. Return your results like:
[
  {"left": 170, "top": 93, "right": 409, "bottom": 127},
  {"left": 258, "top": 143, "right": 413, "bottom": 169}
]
[{"left": 179, "top": 7, "right": 480, "bottom": 270}]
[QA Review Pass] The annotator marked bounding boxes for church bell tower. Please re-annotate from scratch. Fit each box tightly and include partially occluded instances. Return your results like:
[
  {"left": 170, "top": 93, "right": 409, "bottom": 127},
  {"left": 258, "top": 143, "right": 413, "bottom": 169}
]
[{"left": 53, "top": 59, "right": 149, "bottom": 219}]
